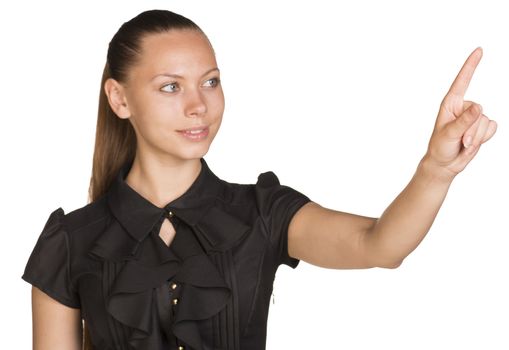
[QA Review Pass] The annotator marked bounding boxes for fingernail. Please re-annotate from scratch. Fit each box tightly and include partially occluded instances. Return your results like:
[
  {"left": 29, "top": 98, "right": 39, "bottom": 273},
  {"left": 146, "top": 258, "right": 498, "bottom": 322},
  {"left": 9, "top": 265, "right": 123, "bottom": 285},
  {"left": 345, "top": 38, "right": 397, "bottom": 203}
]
[
  {"left": 464, "top": 136, "right": 472, "bottom": 148},
  {"left": 470, "top": 103, "right": 482, "bottom": 117}
]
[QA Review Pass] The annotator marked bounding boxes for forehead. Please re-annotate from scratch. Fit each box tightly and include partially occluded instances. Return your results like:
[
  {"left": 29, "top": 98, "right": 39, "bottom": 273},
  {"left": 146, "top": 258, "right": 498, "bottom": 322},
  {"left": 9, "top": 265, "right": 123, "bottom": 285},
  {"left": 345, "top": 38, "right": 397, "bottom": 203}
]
[{"left": 133, "top": 30, "right": 217, "bottom": 79}]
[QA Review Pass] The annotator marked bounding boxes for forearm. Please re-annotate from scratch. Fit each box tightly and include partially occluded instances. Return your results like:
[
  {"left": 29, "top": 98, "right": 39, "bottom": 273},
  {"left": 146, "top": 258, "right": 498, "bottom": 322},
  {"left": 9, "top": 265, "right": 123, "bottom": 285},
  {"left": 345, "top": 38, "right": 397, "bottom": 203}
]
[{"left": 364, "top": 155, "right": 455, "bottom": 267}]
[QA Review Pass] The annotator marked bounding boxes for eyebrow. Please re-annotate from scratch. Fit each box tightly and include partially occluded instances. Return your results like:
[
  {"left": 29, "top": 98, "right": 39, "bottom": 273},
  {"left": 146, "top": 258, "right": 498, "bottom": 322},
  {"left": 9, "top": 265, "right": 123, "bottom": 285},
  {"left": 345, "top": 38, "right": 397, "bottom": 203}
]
[{"left": 151, "top": 67, "right": 220, "bottom": 81}]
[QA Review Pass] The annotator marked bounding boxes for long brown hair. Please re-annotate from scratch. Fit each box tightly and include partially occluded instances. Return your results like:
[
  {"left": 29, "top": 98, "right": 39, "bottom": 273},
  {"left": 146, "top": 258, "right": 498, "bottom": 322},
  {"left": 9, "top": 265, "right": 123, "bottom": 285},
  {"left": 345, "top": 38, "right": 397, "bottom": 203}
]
[{"left": 84, "top": 9, "right": 205, "bottom": 349}]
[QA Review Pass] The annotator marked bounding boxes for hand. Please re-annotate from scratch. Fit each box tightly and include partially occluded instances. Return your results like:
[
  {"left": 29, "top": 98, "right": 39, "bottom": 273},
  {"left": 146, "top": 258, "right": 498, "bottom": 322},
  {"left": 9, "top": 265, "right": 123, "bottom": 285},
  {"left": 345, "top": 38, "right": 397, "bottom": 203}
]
[{"left": 424, "top": 47, "right": 497, "bottom": 181}]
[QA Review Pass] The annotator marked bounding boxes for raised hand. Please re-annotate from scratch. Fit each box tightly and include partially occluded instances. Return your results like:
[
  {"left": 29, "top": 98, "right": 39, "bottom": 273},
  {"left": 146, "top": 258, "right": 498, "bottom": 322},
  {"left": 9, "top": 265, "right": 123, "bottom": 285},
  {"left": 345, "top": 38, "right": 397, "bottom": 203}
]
[{"left": 425, "top": 47, "right": 497, "bottom": 181}]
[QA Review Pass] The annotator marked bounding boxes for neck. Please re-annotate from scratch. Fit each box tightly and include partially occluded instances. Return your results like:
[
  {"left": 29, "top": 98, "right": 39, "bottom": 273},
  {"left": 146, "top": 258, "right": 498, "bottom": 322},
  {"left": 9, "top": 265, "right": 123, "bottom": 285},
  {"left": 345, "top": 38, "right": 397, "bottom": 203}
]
[{"left": 125, "top": 155, "right": 202, "bottom": 209}]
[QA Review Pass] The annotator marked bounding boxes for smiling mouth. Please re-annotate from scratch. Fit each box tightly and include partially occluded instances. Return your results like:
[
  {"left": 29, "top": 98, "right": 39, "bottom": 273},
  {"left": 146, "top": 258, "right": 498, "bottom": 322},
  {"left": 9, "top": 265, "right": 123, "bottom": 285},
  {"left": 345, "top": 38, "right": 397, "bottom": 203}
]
[{"left": 177, "top": 126, "right": 209, "bottom": 141}]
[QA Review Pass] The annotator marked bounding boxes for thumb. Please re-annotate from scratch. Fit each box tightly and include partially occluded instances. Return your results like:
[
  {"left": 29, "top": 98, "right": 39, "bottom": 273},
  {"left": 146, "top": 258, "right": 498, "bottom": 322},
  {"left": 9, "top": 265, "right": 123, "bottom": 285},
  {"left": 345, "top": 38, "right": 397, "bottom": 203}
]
[{"left": 445, "top": 103, "right": 482, "bottom": 140}]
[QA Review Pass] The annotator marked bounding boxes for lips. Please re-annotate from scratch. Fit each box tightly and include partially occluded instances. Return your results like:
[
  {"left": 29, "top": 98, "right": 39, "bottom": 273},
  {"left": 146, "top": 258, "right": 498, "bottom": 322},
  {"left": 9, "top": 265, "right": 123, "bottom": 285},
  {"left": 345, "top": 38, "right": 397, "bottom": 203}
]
[
  {"left": 178, "top": 126, "right": 208, "bottom": 132},
  {"left": 177, "top": 126, "right": 209, "bottom": 141},
  {"left": 182, "top": 128, "right": 206, "bottom": 134}
]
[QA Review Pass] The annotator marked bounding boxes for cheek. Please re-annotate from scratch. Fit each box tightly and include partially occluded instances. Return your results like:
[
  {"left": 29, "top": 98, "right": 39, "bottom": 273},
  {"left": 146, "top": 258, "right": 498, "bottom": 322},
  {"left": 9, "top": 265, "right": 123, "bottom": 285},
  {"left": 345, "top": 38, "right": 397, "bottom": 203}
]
[
  {"left": 130, "top": 101, "right": 180, "bottom": 141},
  {"left": 207, "top": 90, "right": 225, "bottom": 118}
]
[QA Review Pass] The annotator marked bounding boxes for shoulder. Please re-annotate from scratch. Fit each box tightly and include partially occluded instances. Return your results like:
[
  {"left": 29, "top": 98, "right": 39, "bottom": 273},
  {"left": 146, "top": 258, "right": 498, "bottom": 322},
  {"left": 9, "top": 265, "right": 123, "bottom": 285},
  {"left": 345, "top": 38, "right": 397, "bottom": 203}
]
[
  {"left": 254, "top": 170, "right": 280, "bottom": 187},
  {"left": 59, "top": 194, "right": 110, "bottom": 239},
  {"left": 214, "top": 170, "right": 280, "bottom": 205},
  {"left": 216, "top": 169, "right": 309, "bottom": 214},
  {"left": 252, "top": 170, "right": 310, "bottom": 210}
]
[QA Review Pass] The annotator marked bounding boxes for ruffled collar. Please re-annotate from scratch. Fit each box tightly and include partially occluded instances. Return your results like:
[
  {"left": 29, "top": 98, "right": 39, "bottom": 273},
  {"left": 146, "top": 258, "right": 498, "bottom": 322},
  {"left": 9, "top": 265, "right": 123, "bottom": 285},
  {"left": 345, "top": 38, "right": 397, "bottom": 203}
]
[
  {"left": 108, "top": 157, "right": 223, "bottom": 242},
  {"left": 87, "top": 157, "right": 251, "bottom": 350},
  {"left": 90, "top": 157, "right": 251, "bottom": 261}
]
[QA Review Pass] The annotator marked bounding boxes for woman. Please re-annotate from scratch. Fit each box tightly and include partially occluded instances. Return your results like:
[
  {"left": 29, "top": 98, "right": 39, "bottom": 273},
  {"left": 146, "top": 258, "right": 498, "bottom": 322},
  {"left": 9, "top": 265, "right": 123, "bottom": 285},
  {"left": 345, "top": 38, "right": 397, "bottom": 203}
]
[{"left": 22, "top": 9, "right": 497, "bottom": 350}]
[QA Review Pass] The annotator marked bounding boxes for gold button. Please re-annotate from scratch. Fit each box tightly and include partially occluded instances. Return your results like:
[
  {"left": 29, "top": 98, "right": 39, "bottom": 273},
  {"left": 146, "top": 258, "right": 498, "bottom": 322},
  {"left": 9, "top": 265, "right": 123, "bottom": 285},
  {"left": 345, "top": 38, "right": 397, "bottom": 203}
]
[
  {"left": 172, "top": 298, "right": 179, "bottom": 305},
  {"left": 170, "top": 283, "right": 178, "bottom": 290},
  {"left": 178, "top": 346, "right": 185, "bottom": 350}
]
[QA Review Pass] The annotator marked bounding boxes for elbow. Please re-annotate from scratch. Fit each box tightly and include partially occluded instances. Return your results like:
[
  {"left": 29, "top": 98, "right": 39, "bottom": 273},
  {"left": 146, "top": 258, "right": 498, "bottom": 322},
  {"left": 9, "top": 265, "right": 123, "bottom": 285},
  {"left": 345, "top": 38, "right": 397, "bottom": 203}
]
[
  {"left": 378, "top": 258, "right": 403, "bottom": 269},
  {"left": 364, "top": 253, "right": 403, "bottom": 269},
  {"left": 363, "top": 223, "right": 405, "bottom": 269},
  {"left": 363, "top": 225, "right": 404, "bottom": 269}
]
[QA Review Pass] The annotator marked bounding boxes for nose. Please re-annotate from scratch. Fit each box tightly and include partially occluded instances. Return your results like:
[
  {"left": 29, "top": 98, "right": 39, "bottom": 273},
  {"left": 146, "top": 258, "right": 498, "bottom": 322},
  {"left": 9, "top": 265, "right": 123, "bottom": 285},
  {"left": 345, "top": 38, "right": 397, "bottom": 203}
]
[{"left": 184, "top": 88, "right": 207, "bottom": 117}]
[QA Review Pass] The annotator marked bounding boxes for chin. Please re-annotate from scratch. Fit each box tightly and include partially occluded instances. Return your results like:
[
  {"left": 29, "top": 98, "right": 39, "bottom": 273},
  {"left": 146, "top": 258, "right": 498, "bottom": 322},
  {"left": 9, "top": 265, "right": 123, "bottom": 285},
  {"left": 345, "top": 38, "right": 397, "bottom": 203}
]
[{"left": 174, "top": 144, "right": 212, "bottom": 161}]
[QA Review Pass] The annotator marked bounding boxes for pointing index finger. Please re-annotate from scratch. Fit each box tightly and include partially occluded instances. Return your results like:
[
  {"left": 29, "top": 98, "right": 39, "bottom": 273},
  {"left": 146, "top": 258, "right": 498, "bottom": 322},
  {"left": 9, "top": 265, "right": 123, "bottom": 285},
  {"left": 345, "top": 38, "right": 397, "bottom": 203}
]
[{"left": 446, "top": 47, "right": 483, "bottom": 99}]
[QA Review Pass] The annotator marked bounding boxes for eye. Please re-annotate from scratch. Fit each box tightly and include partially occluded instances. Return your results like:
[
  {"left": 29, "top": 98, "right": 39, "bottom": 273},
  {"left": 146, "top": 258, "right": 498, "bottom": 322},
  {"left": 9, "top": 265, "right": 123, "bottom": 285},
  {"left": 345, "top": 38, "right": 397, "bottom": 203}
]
[
  {"left": 160, "top": 82, "right": 179, "bottom": 93},
  {"left": 204, "top": 77, "right": 221, "bottom": 87}
]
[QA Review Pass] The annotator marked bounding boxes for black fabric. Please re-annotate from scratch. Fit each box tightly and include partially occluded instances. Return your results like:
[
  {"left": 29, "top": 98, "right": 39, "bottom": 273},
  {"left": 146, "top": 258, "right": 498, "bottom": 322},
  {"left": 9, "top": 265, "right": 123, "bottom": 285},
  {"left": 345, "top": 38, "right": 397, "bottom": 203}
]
[{"left": 22, "top": 157, "right": 311, "bottom": 350}]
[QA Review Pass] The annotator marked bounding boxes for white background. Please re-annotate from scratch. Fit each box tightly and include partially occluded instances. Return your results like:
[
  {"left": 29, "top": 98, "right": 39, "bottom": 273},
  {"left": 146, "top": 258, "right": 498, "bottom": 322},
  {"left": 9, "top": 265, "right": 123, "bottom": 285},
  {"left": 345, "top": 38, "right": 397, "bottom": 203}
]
[{"left": 1, "top": 1, "right": 507, "bottom": 349}]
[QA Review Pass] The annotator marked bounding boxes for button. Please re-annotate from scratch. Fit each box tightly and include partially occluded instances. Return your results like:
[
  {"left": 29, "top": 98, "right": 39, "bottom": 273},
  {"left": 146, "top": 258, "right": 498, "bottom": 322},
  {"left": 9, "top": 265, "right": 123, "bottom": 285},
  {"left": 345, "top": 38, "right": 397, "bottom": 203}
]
[
  {"left": 178, "top": 346, "right": 185, "bottom": 350},
  {"left": 170, "top": 283, "right": 178, "bottom": 290},
  {"left": 167, "top": 210, "right": 174, "bottom": 218},
  {"left": 172, "top": 298, "right": 179, "bottom": 305}
]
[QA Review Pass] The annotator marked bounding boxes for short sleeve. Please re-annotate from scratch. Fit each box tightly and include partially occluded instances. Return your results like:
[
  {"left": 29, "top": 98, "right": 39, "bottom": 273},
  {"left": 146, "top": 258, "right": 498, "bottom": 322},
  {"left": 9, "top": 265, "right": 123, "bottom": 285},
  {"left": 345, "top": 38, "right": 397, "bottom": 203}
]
[
  {"left": 255, "top": 171, "right": 311, "bottom": 269},
  {"left": 21, "top": 207, "right": 80, "bottom": 308}
]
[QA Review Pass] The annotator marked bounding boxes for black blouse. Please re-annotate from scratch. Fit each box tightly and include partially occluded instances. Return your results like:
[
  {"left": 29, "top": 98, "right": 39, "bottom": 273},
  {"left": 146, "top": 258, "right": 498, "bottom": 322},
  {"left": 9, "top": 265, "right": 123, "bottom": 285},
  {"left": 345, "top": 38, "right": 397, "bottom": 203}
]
[{"left": 22, "top": 157, "right": 311, "bottom": 350}]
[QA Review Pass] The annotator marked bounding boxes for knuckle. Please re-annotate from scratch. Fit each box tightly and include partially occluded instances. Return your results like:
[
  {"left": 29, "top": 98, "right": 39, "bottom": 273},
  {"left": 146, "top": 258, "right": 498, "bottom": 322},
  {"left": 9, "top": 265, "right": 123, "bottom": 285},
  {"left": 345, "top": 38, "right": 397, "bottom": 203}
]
[
  {"left": 464, "top": 105, "right": 479, "bottom": 120},
  {"left": 444, "top": 125, "right": 456, "bottom": 139},
  {"left": 462, "top": 101, "right": 474, "bottom": 112}
]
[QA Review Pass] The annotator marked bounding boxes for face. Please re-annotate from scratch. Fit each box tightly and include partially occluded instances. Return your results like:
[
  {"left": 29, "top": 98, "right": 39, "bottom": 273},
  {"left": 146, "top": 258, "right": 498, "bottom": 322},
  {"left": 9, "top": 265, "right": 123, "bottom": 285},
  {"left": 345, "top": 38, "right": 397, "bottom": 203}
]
[{"left": 107, "top": 29, "right": 225, "bottom": 162}]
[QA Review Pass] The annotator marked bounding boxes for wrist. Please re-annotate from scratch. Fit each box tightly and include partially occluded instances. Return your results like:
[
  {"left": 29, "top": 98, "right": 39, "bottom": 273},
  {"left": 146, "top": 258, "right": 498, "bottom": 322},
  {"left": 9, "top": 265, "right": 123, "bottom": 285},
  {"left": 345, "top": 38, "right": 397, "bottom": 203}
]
[{"left": 417, "top": 154, "right": 457, "bottom": 186}]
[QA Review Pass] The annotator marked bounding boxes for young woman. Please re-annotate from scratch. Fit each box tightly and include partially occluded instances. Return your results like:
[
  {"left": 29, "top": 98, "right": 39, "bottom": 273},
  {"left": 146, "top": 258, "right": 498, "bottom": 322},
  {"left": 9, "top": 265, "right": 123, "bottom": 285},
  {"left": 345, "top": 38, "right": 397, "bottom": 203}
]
[{"left": 22, "top": 9, "right": 497, "bottom": 350}]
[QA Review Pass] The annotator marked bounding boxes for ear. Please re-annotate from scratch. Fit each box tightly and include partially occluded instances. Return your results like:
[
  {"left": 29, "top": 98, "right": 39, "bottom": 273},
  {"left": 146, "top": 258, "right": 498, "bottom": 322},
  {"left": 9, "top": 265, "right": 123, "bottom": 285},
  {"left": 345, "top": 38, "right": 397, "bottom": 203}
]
[{"left": 104, "top": 78, "right": 131, "bottom": 119}]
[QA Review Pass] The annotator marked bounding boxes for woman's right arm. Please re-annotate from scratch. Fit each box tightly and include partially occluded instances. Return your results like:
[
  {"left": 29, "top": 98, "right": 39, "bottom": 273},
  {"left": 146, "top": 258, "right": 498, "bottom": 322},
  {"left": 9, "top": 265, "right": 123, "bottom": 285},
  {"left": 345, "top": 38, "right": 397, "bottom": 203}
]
[{"left": 32, "top": 286, "right": 82, "bottom": 350}]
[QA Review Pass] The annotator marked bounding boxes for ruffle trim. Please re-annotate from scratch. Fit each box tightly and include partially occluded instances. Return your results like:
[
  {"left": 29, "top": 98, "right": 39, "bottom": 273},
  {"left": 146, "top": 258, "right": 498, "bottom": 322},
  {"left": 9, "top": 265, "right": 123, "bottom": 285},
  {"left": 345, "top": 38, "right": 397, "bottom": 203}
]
[{"left": 88, "top": 202, "right": 251, "bottom": 350}]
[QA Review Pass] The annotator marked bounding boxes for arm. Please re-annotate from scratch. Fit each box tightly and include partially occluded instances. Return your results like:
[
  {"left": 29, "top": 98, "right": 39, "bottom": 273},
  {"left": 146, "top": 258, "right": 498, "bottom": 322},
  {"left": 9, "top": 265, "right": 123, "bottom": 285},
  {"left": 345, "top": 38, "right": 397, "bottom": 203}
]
[
  {"left": 288, "top": 156, "right": 452, "bottom": 269},
  {"left": 32, "top": 286, "right": 82, "bottom": 350},
  {"left": 361, "top": 155, "right": 453, "bottom": 268},
  {"left": 288, "top": 47, "right": 497, "bottom": 270}
]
